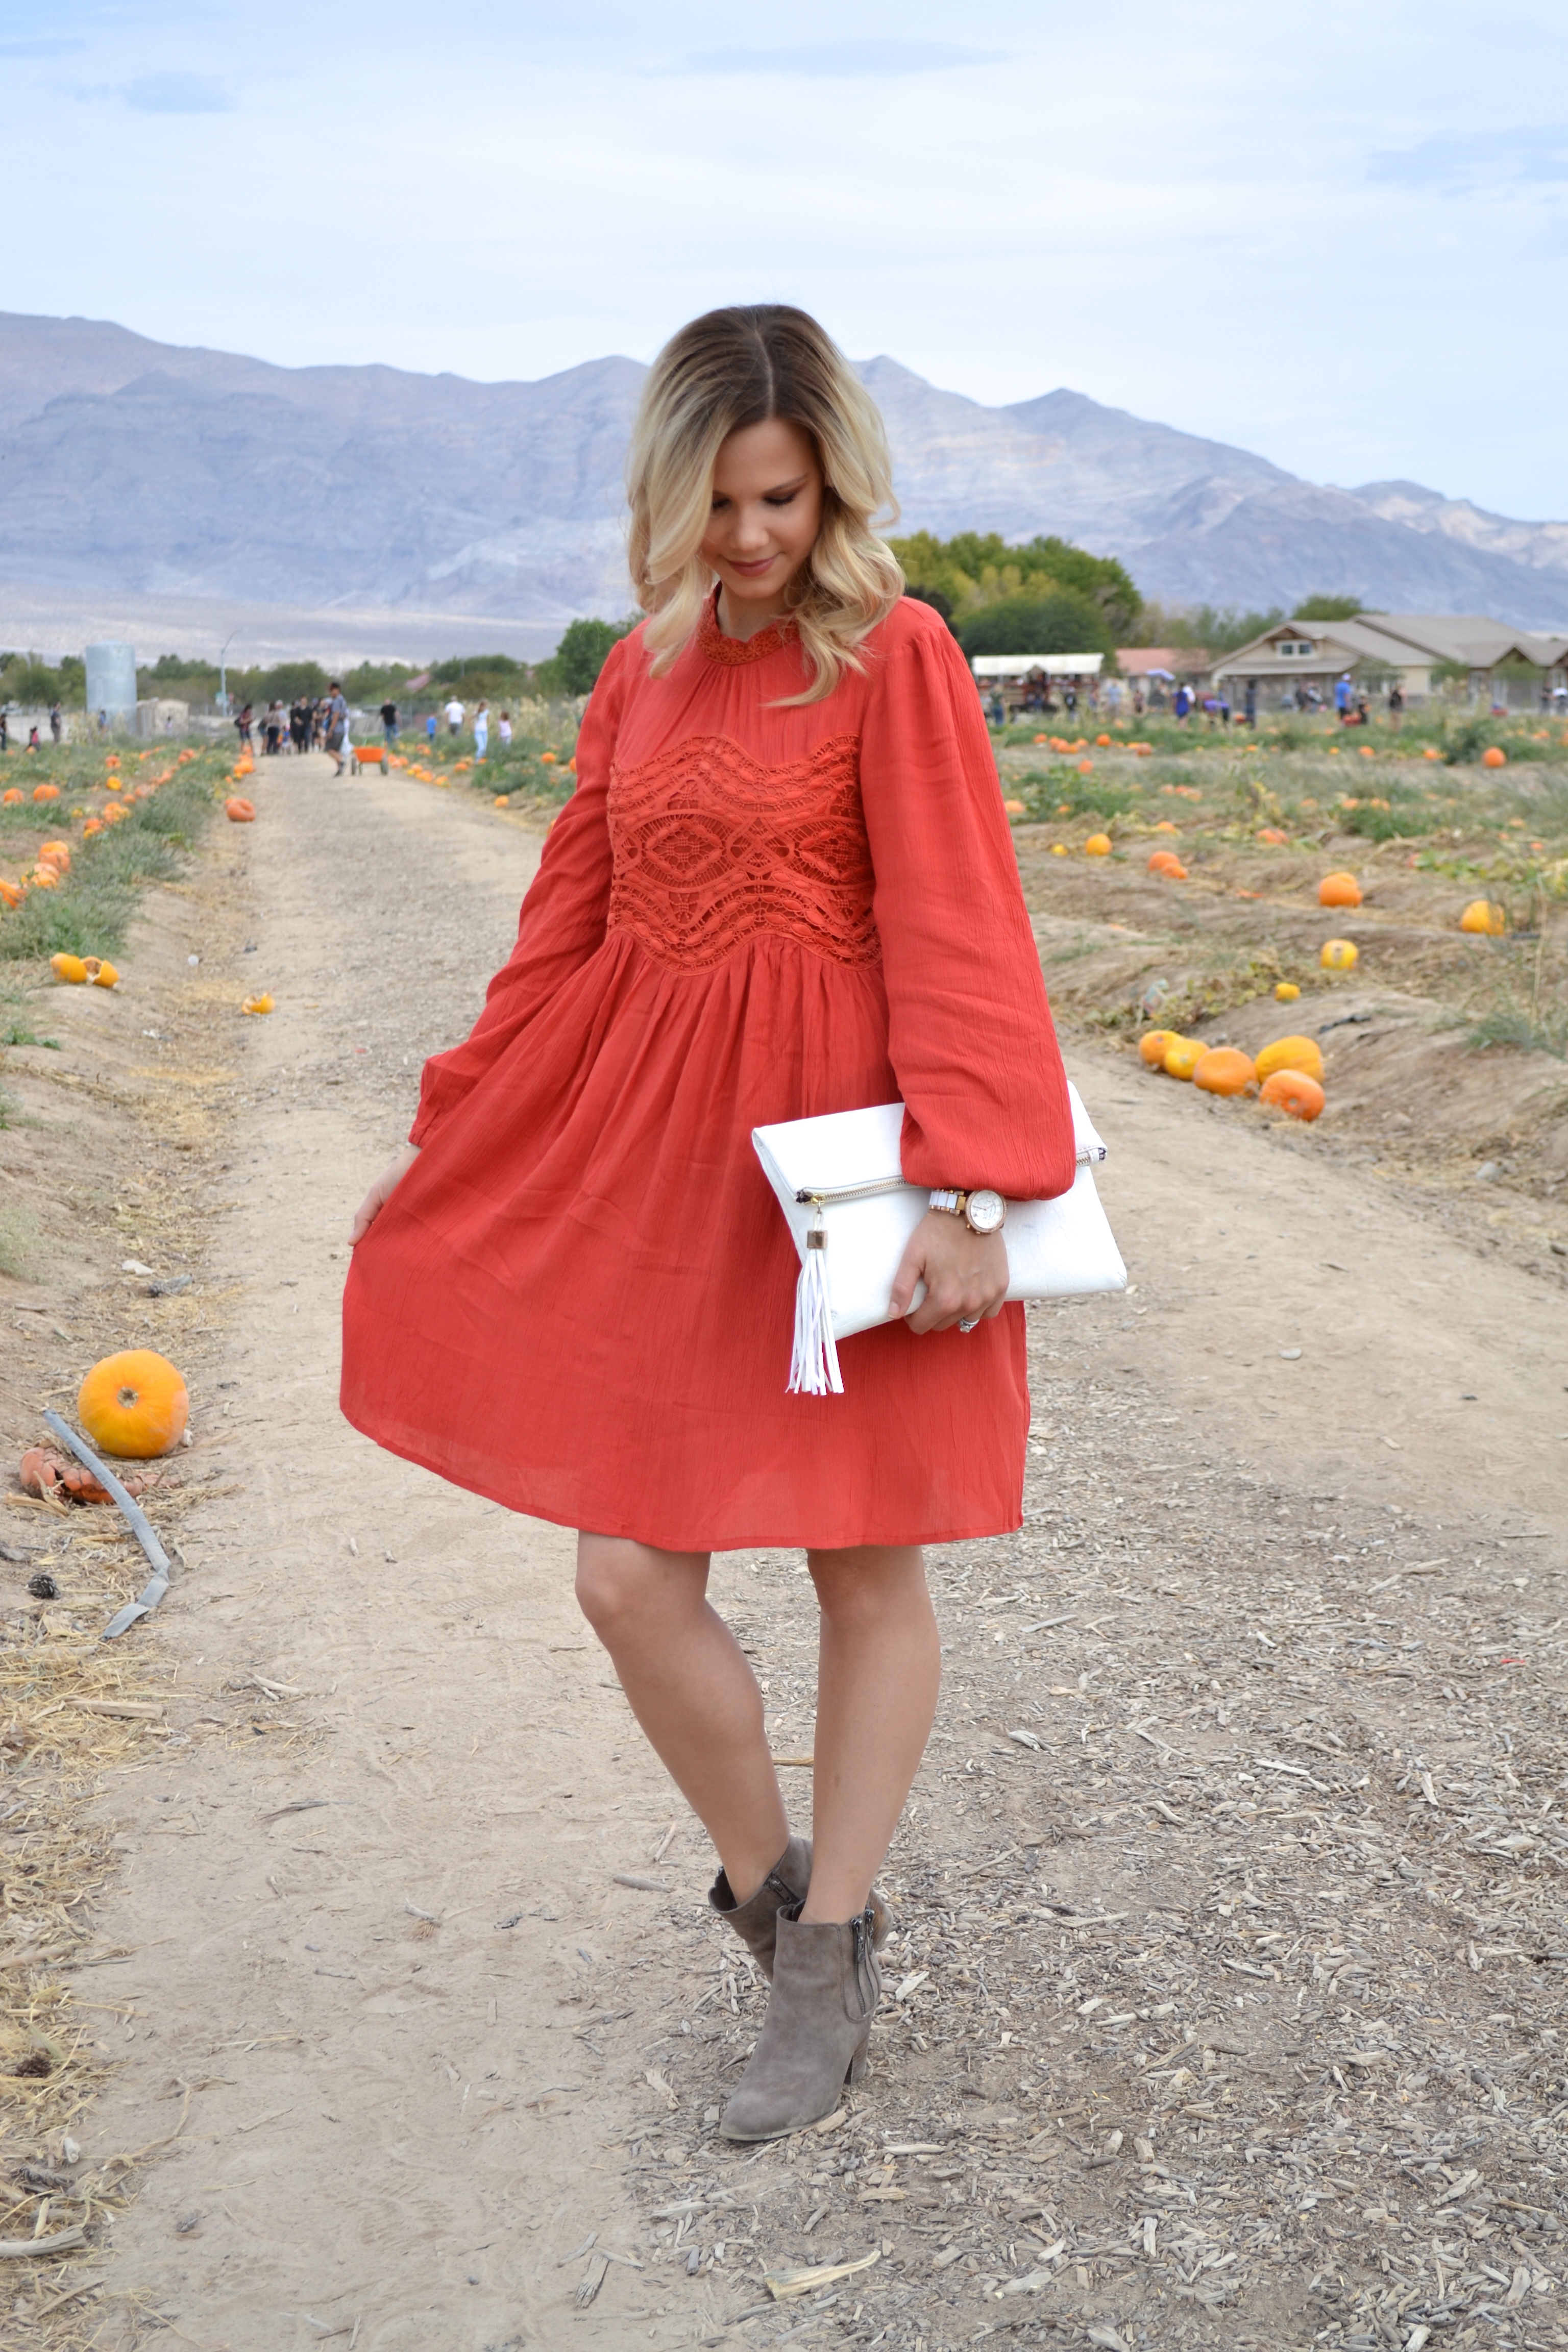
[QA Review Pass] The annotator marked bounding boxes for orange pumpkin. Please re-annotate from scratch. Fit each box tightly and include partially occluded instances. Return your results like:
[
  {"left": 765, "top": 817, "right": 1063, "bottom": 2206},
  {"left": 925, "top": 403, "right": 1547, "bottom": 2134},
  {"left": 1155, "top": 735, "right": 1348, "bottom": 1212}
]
[
  {"left": 1256, "top": 1034, "right": 1325, "bottom": 1083},
  {"left": 1153, "top": 819, "right": 1179, "bottom": 833},
  {"left": 50, "top": 953, "right": 88, "bottom": 983},
  {"left": 82, "top": 958, "right": 119, "bottom": 987},
  {"left": 32, "top": 783, "right": 60, "bottom": 803},
  {"left": 30, "top": 866, "right": 58, "bottom": 889},
  {"left": 82, "top": 818, "right": 103, "bottom": 837},
  {"left": 1, "top": 787, "right": 21, "bottom": 804},
  {"left": 493, "top": 794, "right": 509, "bottom": 808},
  {"left": 104, "top": 753, "right": 120, "bottom": 768},
  {"left": 1259, "top": 1068, "right": 1325, "bottom": 1121},
  {"left": 1133, "top": 743, "right": 1152, "bottom": 756},
  {"left": 1084, "top": 832, "right": 1112, "bottom": 857},
  {"left": 1095, "top": 733, "right": 1111, "bottom": 747},
  {"left": 1257, "top": 826, "right": 1287, "bottom": 844},
  {"left": 1459, "top": 899, "right": 1506, "bottom": 936},
  {"left": 103, "top": 803, "right": 128, "bottom": 824},
  {"left": 1321, "top": 938, "right": 1359, "bottom": 971},
  {"left": 38, "top": 841, "right": 69, "bottom": 869},
  {"left": 1317, "top": 871, "right": 1362, "bottom": 908},
  {"left": 1147, "top": 851, "right": 1189, "bottom": 879},
  {"left": 225, "top": 797, "right": 256, "bottom": 823},
  {"left": 1482, "top": 746, "right": 1506, "bottom": 768},
  {"left": 1424, "top": 747, "right": 1441, "bottom": 761},
  {"left": 1193, "top": 1047, "right": 1256, "bottom": 1096},
  {"left": 1077, "top": 759, "right": 1094, "bottom": 775},
  {"left": 241, "top": 992, "right": 274, "bottom": 1015},
  {"left": 1002, "top": 797, "right": 1025, "bottom": 816},
  {"left": 0, "top": 878, "right": 23, "bottom": 910},
  {"left": 1139, "top": 1028, "right": 1180, "bottom": 1067},
  {"left": 77, "top": 1349, "right": 188, "bottom": 1458}
]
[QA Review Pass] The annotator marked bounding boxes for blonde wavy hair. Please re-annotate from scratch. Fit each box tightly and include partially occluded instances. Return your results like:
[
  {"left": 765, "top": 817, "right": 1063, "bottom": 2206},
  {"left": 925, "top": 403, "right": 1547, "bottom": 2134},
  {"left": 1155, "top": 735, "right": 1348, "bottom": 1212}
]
[{"left": 626, "top": 305, "right": 904, "bottom": 704}]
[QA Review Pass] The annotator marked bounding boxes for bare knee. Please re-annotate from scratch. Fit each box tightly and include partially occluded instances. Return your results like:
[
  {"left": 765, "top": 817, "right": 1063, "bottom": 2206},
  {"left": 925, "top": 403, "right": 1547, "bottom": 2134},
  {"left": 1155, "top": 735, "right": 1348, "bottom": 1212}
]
[
  {"left": 808, "top": 1543, "right": 930, "bottom": 1637},
  {"left": 574, "top": 1534, "right": 706, "bottom": 1649}
]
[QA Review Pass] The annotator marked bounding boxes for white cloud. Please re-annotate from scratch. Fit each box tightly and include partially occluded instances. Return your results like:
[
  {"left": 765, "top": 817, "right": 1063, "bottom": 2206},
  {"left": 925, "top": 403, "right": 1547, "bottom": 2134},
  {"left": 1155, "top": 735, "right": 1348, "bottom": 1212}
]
[{"left": 120, "top": 71, "right": 235, "bottom": 113}]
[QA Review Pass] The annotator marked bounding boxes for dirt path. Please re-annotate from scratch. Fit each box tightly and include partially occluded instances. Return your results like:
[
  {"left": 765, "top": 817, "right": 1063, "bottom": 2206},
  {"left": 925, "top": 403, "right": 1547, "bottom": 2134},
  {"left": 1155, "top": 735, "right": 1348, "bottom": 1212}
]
[{"left": 69, "top": 753, "right": 1568, "bottom": 2352}]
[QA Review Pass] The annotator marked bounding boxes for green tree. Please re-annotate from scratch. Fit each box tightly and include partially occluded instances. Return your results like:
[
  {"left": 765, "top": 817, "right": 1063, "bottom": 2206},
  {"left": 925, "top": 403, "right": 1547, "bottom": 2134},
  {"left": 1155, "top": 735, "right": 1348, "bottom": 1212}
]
[
  {"left": 554, "top": 616, "right": 637, "bottom": 697},
  {"left": 890, "top": 530, "right": 1143, "bottom": 642},
  {"left": 1134, "top": 601, "right": 1287, "bottom": 657},
  {"left": 957, "top": 590, "right": 1116, "bottom": 662},
  {"left": 1292, "top": 594, "right": 1365, "bottom": 622}
]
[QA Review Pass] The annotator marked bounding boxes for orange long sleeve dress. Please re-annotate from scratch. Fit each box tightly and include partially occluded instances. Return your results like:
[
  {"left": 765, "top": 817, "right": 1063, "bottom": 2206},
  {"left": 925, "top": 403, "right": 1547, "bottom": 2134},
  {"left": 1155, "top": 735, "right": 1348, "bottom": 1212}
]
[{"left": 340, "top": 593, "right": 1076, "bottom": 1551}]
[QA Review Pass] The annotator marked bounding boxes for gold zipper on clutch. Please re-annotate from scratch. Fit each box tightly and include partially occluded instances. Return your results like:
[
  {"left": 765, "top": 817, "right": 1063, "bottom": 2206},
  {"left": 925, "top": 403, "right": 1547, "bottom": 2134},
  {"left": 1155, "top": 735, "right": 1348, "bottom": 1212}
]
[{"left": 795, "top": 1145, "right": 1097, "bottom": 1209}]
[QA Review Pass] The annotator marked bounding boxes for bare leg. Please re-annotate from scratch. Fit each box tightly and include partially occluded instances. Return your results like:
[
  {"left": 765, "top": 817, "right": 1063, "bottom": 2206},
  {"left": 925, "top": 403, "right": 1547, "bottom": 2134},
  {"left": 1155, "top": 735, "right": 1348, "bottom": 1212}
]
[
  {"left": 799, "top": 1544, "right": 940, "bottom": 1924},
  {"left": 575, "top": 1533, "right": 789, "bottom": 1904}
]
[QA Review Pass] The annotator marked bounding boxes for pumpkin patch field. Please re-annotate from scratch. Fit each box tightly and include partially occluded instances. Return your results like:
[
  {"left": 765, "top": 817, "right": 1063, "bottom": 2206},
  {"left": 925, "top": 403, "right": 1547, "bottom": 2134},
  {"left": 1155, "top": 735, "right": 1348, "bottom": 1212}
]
[{"left": 1, "top": 735, "right": 1566, "bottom": 2352}]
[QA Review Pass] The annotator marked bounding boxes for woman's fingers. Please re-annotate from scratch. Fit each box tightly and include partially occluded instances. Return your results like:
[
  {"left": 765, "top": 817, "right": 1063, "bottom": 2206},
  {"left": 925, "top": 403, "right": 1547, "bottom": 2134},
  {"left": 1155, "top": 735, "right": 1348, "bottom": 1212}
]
[
  {"left": 348, "top": 1144, "right": 421, "bottom": 1245},
  {"left": 900, "top": 1213, "right": 1008, "bottom": 1335}
]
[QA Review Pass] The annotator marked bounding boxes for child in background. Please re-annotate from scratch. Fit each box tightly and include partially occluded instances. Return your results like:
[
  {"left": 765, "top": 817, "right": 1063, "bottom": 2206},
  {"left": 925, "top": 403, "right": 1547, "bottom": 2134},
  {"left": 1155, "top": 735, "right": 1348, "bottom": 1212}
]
[{"left": 498, "top": 711, "right": 512, "bottom": 749}]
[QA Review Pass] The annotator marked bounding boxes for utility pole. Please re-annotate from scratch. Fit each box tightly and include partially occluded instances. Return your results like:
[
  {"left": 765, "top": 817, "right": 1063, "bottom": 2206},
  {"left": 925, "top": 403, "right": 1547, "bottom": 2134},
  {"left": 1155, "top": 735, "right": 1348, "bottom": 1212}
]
[{"left": 217, "top": 631, "right": 237, "bottom": 715}]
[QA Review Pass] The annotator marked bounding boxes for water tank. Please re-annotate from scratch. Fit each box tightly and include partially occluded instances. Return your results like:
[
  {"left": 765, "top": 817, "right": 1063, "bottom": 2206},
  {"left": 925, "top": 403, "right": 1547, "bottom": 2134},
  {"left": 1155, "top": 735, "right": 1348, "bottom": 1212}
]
[{"left": 85, "top": 642, "right": 137, "bottom": 722}]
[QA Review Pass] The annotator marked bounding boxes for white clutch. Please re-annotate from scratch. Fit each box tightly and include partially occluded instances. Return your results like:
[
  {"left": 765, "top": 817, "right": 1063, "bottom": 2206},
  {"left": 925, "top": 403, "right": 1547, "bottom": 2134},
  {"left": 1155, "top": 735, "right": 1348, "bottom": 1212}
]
[{"left": 752, "top": 1082, "right": 1128, "bottom": 1395}]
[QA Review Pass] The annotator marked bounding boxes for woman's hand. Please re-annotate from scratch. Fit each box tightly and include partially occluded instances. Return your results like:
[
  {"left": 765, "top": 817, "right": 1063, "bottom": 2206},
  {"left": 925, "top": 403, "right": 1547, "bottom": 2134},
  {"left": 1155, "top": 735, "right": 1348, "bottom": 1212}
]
[
  {"left": 889, "top": 1209, "right": 1009, "bottom": 1335},
  {"left": 349, "top": 1143, "right": 421, "bottom": 1245}
]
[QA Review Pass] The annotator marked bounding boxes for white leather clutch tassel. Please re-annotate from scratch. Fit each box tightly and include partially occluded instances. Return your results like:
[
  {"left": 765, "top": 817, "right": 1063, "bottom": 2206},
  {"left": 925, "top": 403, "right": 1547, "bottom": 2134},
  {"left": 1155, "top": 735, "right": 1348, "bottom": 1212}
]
[{"left": 752, "top": 1082, "right": 1127, "bottom": 1395}]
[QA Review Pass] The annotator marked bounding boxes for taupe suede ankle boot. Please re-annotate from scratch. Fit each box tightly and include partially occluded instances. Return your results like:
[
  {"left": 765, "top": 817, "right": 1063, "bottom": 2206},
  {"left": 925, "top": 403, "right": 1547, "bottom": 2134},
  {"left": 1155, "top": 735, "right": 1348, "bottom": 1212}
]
[
  {"left": 707, "top": 1840, "right": 893, "bottom": 1982},
  {"left": 718, "top": 1903, "right": 880, "bottom": 2142},
  {"left": 707, "top": 1836, "right": 813, "bottom": 1982}
]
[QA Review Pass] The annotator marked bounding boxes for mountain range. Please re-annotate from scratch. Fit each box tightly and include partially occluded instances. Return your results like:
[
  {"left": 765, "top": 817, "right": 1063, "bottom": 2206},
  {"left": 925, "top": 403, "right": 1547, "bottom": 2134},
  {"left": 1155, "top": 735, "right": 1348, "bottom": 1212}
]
[{"left": 3, "top": 310, "right": 1567, "bottom": 657}]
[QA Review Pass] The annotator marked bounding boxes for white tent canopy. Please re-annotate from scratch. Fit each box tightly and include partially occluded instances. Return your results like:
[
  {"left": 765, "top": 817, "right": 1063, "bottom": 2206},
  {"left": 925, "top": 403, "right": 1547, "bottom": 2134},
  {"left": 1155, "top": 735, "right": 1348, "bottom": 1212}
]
[{"left": 971, "top": 653, "right": 1104, "bottom": 678}]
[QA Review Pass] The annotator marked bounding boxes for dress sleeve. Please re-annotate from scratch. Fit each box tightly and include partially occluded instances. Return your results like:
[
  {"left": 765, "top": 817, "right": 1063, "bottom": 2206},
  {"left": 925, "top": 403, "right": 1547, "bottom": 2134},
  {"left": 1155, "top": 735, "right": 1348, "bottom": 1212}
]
[
  {"left": 857, "top": 612, "right": 1077, "bottom": 1200},
  {"left": 408, "top": 634, "right": 630, "bottom": 1146}
]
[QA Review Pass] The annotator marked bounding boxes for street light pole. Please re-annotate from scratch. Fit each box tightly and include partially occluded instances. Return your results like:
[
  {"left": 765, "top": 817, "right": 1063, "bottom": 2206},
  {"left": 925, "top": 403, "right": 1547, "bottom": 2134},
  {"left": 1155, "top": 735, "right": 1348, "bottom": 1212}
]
[{"left": 217, "top": 632, "right": 237, "bottom": 716}]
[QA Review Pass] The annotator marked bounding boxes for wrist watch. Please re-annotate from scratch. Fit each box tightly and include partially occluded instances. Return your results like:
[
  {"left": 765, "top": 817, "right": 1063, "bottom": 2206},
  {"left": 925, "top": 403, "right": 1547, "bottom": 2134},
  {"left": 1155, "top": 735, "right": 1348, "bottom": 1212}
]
[{"left": 928, "top": 1186, "right": 1007, "bottom": 1235}]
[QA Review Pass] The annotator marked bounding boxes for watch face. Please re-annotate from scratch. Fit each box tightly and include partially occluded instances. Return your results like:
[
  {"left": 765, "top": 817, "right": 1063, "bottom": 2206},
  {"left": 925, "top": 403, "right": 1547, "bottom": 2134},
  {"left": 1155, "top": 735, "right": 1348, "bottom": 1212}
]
[{"left": 967, "top": 1188, "right": 1006, "bottom": 1234}]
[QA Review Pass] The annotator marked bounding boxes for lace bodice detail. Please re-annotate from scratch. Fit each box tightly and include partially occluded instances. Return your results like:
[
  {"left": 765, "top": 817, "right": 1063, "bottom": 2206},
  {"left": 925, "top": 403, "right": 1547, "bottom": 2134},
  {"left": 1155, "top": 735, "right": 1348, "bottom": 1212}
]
[{"left": 606, "top": 732, "right": 879, "bottom": 971}]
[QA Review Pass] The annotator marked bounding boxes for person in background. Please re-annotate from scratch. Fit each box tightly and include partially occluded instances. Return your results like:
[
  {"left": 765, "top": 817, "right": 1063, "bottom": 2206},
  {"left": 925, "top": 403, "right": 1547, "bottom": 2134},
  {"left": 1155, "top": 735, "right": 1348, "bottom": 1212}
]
[
  {"left": 289, "top": 698, "right": 308, "bottom": 754},
  {"left": 27, "top": 724, "right": 40, "bottom": 751},
  {"left": 381, "top": 697, "right": 399, "bottom": 749},
  {"left": 324, "top": 679, "right": 350, "bottom": 776},
  {"left": 473, "top": 700, "right": 489, "bottom": 761},
  {"left": 264, "top": 701, "right": 284, "bottom": 755},
  {"left": 235, "top": 703, "right": 254, "bottom": 754},
  {"left": 1335, "top": 672, "right": 1354, "bottom": 722},
  {"left": 444, "top": 693, "right": 465, "bottom": 737},
  {"left": 987, "top": 685, "right": 1004, "bottom": 728},
  {"left": 1062, "top": 680, "right": 1077, "bottom": 720},
  {"left": 1388, "top": 683, "right": 1404, "bottom": 730},
  {"left": 1173, "top": 683, "right": 1191, "bottom": 721},
  {"left": 1243, "top": 678, "right": 1258, "bottom": 727},
  {"left": 498, "top": 709, "right": 513, "bottom": 750},
  {"left": 48, "top": 702, "right": 61, "bottom": 744},
  {"left": 425, "top": 710, "right": 438, "bottom": 752},
  {"left": 0, "top": 711, "right": 8, "bottom": 754}
]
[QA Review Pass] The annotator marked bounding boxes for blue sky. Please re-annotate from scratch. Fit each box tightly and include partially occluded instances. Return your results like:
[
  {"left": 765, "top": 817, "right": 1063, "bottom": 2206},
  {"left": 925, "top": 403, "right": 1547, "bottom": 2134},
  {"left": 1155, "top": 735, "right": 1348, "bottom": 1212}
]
[{"left": 7, "top": 0, "right": 1568, "bottom": 517}]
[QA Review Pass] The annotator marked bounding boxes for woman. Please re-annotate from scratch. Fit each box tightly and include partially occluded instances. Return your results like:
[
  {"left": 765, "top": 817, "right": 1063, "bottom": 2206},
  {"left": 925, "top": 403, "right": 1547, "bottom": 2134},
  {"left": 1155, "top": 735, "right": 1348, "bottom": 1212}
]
[
  {"left": 342, "top": 306, "right": 1074, "bottom": 2141},
  {"left": 473, "top": 699, "right": 489, "bottom": 761}
]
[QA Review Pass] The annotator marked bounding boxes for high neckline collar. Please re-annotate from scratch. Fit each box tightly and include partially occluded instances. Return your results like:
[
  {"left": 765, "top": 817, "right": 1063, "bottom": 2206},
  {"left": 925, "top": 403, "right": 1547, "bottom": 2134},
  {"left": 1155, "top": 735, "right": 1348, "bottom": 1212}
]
[{"left": 699, "top": 589, "right": 797, "bottom": 667}]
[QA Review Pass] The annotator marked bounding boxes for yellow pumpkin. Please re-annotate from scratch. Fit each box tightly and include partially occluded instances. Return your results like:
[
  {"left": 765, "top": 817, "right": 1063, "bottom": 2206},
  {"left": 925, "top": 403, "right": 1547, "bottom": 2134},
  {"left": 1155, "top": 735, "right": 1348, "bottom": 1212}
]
[
  {"left": 1162, "top": 1037, "right": 1205, "bottom": 1081},
  {"left": 1256, "top": 1034, "right": 1325, "bottom": 1083},
  {"left": 1459, "top": 899, "right": 1506, "bottom": 936},
  {"left": 77, "top": 1349, "right": 188, "bottom": 1458},
  {"left": 1275, "top": 981, "right": 1301, "bottom": 1001},
  {"left": 1321, "top": 938, "right": 1359, "bottom": 971},
  {"left": 242, "top": 992, "right": 275, "bottom": 1016},
  {"left": 50, "top": 953, "right": 88, "bottom": 984}
]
